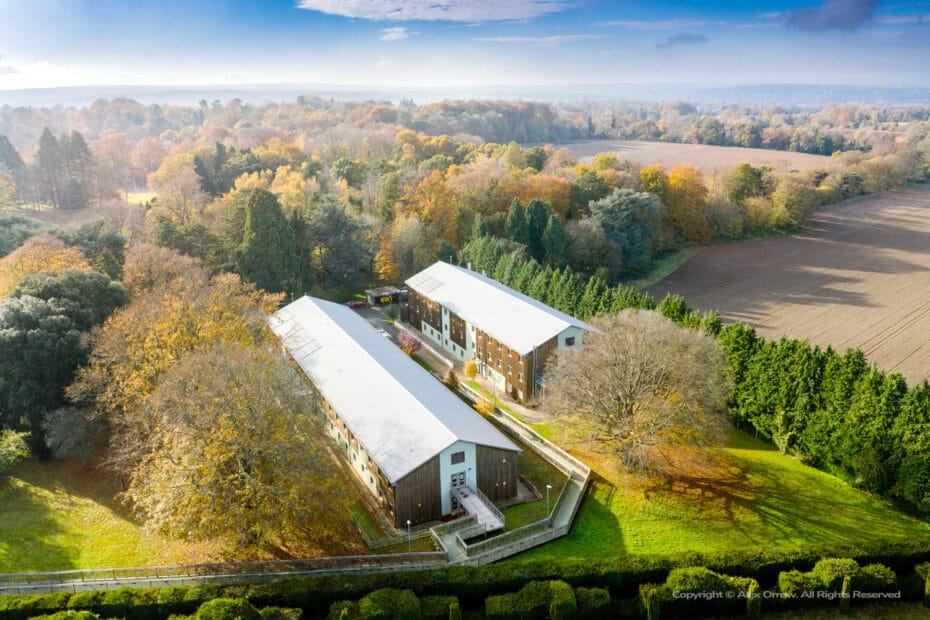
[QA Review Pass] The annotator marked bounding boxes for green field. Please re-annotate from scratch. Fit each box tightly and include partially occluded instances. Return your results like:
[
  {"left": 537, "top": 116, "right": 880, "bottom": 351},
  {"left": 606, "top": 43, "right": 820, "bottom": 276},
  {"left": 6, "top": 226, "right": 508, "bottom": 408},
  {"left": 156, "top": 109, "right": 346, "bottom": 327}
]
[
  {"left": 513, "top": 427, "right": 930, "bottom": 561},
  {"left": 0, "top": 459, "right": 196, "bottom": 572},
  {"left": 124, "top": 191, "right": 155, "bottom": 206},
  {"left": 622, "top": 244, "right": 698, "bottom": 292}
]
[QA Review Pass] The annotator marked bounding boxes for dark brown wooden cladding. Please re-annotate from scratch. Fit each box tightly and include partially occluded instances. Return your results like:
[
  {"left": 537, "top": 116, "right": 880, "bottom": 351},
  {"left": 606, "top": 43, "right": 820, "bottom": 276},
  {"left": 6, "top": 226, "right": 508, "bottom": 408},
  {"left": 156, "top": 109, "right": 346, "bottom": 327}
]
[
  {"left": 448, "top": 311, "right": 467, "bottom": 348},
  {"left": 393, "top": 455, "right": 442, "bottom": 527},
  {"left": 408, "top": 289, "right": 441, "bottom": 332},
  {"left": 475, "top": 445, "right": 519, "bottom": 503},
  {"left": 475, "top": 327, "right": 535, "bottom": 403}
]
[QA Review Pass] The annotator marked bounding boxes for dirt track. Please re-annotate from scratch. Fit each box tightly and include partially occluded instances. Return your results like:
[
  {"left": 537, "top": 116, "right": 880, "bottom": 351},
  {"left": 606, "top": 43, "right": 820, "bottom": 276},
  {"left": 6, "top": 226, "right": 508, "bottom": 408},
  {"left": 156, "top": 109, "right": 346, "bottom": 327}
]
[{"left": 649, "top": 187, "right": 930, "bottom": 386}]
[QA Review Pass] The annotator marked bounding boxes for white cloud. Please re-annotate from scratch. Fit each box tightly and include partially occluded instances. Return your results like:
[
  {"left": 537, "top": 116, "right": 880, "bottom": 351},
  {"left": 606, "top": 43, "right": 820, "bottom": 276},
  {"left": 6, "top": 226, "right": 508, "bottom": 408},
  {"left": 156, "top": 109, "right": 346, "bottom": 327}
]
[
  {"left": 296, "top": 0, "right": 574, "bottom": 22},
  {"left": 475, "top": 34, "right": 609, "bottom": 44},
  {"left": 598, "top": 18, "right": 710, "bottom": 30},
  {"left": 380, "top": 26, "right": 408, "bottom": 40}
]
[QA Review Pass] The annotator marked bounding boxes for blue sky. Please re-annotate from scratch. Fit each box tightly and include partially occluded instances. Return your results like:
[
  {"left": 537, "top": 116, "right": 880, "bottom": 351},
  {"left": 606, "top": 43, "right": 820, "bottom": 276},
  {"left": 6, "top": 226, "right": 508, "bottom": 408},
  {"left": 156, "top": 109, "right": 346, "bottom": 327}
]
[{"left": 0, "top": 0, "right": 927, "bottom": 89}]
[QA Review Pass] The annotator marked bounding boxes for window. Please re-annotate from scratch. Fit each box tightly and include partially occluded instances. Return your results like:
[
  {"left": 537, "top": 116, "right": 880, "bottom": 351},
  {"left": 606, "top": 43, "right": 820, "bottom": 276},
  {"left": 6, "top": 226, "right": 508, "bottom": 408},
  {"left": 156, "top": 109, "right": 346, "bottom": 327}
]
[
  {"left": 518, "top": 372, "right": 523, "bottom": 381},
  {"left": 508, "top": 364, "right": 512, "bottom": 375},
  {"left": 565, "top": 336, "right": 576, "bottom": 346},
  {"left": 451, "top": 451, "right": 465, "bottom": 465}
]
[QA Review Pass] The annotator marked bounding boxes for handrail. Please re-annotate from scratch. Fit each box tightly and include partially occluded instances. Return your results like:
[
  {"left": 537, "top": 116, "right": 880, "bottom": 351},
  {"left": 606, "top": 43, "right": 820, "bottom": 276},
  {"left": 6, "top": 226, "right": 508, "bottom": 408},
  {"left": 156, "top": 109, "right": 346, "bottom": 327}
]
[{"left": 465, "top": 477, "right": 506, "bottom": 526}]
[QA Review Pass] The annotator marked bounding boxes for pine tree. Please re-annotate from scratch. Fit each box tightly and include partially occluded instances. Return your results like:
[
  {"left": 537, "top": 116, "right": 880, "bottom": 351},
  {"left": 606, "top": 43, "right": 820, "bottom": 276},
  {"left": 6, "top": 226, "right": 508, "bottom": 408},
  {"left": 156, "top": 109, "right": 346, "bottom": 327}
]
[
  {"left": 541, "top": 215, "right": 569, "bottom": 268},
  {"left": 235, "top": 189, "right": 299, "bottom": 295},
  {"left": 37, "top": 128, "right": 63, "bottom": 208}
]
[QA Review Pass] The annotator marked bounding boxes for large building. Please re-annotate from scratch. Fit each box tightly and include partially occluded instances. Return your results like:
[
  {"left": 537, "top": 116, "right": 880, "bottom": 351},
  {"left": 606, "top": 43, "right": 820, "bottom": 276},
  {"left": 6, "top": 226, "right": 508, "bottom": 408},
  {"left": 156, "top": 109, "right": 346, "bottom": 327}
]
[
  {"left": 269, "top": 296, "right": 520, "bottom": 529},
  {"left": 405, "top": 262, "right": 594, "bottom": 404}
]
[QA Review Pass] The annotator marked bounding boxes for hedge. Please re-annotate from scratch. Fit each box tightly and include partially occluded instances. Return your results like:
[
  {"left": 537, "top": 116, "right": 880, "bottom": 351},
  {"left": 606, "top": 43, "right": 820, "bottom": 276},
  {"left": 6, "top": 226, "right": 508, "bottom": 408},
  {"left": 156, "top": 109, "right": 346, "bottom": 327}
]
[
  {"left": 573, "top": 587, "right": 611, "bottom": 618},
  {"left": 3, "top": 543, "right": 929, "bottom": 620},
  {"left": 195, "top": 598, "right": 261, "bottom": 620},
  {"left": 648, "top": 566, "right": 759, "bottom": 617},
  {"left": 484, "top": 580, "right": 575, "bottom": 620},
  {"left": 418, "top": 595, "right": 458, "bottom": 620},
  {"left": 358, "top": 589, "right": 420, "bottom": 620}
]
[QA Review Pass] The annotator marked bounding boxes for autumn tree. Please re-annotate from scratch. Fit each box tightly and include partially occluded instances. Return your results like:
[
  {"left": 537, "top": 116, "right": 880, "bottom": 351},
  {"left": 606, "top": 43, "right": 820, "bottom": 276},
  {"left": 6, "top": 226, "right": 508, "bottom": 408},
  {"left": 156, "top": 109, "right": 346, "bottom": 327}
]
[
  {"left": 0, "top": 235, "right": 90, "bottom": 297},
  {"left": 0, "top": 429, "right": 29, "bottom": 475},
  {"left": 666, "top": 165, "right": 712, "bottom": 244},
  {"left": 147, "top": 155, "right": 208, "bottom": 224},
  {"left": 121, "top": 242, "right": 207, "bottom": 296},
  {"left": 68, "top": 273, "right": 281, "bottom": 470},
  {"left": 124, "top": 343, "right": 345, "bottom": 549},
  {"left": 544, "top": 309, "right": 732, "bottom": 473},
  {"left": 397, "top": 329, "right": 421, "bottom": 355}
]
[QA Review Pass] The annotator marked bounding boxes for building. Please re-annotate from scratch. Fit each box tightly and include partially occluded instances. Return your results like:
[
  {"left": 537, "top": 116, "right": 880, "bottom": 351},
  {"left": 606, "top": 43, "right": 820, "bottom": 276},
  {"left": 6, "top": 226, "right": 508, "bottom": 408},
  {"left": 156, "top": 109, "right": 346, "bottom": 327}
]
[
  {"left": 364, "top": 286, "right": 408, "bottom": 306},
  {"left": 269, "top": 296, "right": 520, "bottom": 529},
  {"left": 405, "top": 262, "right": 594, "bottom": 404}
]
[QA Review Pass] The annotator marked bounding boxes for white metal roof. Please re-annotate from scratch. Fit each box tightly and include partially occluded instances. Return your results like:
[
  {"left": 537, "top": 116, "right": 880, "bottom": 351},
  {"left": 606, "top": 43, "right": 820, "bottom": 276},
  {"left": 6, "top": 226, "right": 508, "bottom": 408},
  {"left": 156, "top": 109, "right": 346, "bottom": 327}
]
[
  {"left": 406, "top": 262, "right": 594, "bottom": 355},
  {"left": 269, "top": 296, "right": 519, "bottom": 484}
]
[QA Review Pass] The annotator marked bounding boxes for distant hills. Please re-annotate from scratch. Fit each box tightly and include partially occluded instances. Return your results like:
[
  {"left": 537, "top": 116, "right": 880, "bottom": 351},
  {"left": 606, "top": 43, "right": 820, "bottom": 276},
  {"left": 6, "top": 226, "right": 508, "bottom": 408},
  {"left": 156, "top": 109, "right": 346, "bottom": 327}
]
[{"left": 0, "top": 83, "right": 928, "bottom": 108}]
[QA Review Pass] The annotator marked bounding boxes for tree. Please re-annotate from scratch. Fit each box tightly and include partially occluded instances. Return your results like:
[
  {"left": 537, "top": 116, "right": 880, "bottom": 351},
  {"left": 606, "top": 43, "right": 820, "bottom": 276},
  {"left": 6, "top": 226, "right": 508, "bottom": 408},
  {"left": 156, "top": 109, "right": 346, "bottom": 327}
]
[
  {"left": 544, "top": 309, "right": 732, "bottom": 473},
  {"left": 463, "top": 359, "right": 478, "bottom": 380},
  {"left": 541, "top": 215, "right": 569, "bottom": 268},
  {"left": 724, "top": 163, "right": 770, "bottom": 206},
  {"left": 443, "top": 369, "right": 460, "bottom": 391},
  {"left": 68, "top": 273, "right": 281, "bottom": 471},
  {"left": 0, "top": 429, "right": 29, "bottom": 474},
  {"left": 588, "top": 189, "right": 661, "bottom": 274},
  {"left": 304, "top": 199, "right": 372, "bottom": 291},
  {"left": 0, "top": 235, "right": 90, "bottom": 297},
  {"left": 666, "top": 165, "right": 712, "bottom": 244},
  {"left": 0, "top": 296, "right": 87, "bottom": 448},
  {"left": 474, "top": 398, "right": 496, "bottom": 417},
  {"left": 234, "top": 188, "right": 299, "bottom": 295},
  {"left": 52, "top": 220, "right": 127, "bottom": 280},
  {"left": 10, "top": 269, "right": 130, "bottom": 331},
  {"left": 147, "top": 155, "right": 208, "bottom": 224},
  {"left": 397, "top": 330, "right": 421, "bottom": 355},
  {"left": 123, "top": 343, "right": 345, "bottom": 549},
  {"left": 121, "top": 242, "right": 207, "bottom": 297},
  {"left": 44, "top": 407, "right": 103, "bottom": 470},
  {"left": 37, "top": 128, "right": 63, "bottom": 208}
]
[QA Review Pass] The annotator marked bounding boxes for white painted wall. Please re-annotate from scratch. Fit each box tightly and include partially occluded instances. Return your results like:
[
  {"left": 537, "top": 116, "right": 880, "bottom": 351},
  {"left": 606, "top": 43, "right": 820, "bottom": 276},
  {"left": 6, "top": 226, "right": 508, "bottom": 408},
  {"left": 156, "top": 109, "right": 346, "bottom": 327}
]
[
  {"left": 438, "top": 440, "right": 476, "bottom": 515},
  {"left": 557, "top": 326, "right": 584, "bottom": 350}
]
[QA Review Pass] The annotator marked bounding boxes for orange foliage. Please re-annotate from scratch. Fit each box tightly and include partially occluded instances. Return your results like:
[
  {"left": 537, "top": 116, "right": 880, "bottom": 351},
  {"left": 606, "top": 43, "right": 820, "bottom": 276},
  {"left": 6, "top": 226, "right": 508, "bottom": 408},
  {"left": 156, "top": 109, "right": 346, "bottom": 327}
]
[{"left": 667, "top": 165, "right": 712, "bottom": 244}]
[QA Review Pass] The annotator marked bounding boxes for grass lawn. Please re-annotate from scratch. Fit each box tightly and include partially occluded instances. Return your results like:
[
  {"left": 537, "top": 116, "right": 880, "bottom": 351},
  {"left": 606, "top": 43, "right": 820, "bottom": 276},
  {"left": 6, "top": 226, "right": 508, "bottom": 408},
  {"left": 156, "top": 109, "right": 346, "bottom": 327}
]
[
  {"left": 0, "top": 459, "right": 197, "bottom": 572},
  {"left": 511, "top": 426, "right": 930, "bottom": 562},
  {"left": 622, "top": 244, "right": 697, "bottom": 291},
  {"left": 464, "top": 381, "right": 526, "bottom": 423},
  {"left": 124, "top": 191, "right": 155, "bottom": 206}
]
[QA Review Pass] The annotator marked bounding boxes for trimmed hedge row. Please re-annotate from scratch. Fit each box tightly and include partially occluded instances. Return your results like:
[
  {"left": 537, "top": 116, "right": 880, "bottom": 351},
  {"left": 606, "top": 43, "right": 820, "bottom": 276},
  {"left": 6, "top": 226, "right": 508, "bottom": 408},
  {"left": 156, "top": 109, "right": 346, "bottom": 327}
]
[
  {"left": 327, "top": 588, "right": 457, "bottom": 620},
  {"left": 3, "top": 543, "right": 930, "bottom": 620},
  {"left": 484, "top": 580, "right": 576, "bottom": 619},
  {"left": 639, "top": 566, "right": 759, "bottom": 618}
]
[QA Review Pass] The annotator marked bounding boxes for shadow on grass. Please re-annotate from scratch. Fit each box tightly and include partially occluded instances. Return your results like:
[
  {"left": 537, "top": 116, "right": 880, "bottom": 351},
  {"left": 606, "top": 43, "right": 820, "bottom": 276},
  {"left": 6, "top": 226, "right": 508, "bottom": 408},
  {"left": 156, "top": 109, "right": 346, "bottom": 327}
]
[{"left": 0, "top": 474, "right": 77, "bottom": 572}]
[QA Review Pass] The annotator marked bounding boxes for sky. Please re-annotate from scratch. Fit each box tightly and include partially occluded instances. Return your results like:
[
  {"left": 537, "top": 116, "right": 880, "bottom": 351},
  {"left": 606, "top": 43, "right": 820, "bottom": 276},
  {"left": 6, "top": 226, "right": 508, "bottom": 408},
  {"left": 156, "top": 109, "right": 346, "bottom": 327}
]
[{"left": 0, "top": 0, "right": 928, "bottom": 91}]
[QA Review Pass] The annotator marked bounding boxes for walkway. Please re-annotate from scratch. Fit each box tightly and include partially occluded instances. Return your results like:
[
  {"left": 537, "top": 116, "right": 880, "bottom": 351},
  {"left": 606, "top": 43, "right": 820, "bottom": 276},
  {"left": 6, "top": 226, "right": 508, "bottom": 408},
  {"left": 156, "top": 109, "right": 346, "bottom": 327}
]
[{"left": 452, "top": 487, "right": 504, "bottom": 533}]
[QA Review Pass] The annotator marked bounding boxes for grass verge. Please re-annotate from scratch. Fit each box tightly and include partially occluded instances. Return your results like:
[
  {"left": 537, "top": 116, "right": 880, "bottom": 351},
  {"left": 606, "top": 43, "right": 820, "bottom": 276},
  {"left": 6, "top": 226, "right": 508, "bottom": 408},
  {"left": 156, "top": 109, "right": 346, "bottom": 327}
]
[{"left": 622, "top": 244, "right": 697, "bottom": 291}]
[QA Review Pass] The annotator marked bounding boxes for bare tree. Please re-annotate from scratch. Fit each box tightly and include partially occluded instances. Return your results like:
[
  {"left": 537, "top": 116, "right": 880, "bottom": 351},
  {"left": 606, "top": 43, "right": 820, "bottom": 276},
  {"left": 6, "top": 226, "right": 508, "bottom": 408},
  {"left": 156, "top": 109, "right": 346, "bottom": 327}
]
[
  {"left": 544, "top": 309, "right": 732, "bottom": 474},
  {"left": 44, "top": 407, "right": 103, "bottom": 470}
]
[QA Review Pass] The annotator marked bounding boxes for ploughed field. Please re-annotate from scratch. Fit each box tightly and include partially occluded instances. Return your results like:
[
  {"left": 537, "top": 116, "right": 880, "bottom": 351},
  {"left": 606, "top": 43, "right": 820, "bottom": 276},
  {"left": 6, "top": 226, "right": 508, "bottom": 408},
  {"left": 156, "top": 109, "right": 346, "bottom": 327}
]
[
  {"left": 567, "top": 140, "right": 833, "bottom": 175},
  {"left": 649, "top": 187, "right": 930, "bottom": 386}
]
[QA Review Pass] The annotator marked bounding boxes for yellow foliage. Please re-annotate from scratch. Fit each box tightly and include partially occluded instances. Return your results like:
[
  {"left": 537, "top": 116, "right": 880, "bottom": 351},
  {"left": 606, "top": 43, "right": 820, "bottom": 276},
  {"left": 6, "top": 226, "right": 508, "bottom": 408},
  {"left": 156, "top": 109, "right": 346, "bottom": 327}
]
[
  {"left": 473, "top": 398, "right": 496, "bottom": 417},
  {"left": 0, "top": 235, "right": 90, "bottom": 297},
  {"left": 463, "top": 359, "right": 478, "bottom": 380}
]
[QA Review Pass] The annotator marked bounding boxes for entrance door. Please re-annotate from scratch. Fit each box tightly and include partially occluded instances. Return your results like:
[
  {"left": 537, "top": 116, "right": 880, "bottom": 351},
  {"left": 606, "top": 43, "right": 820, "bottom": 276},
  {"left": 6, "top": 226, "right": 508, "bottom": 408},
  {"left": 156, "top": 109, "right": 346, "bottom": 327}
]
[{"left": 450, "top": 472, "right": 466, "bottom": 511}]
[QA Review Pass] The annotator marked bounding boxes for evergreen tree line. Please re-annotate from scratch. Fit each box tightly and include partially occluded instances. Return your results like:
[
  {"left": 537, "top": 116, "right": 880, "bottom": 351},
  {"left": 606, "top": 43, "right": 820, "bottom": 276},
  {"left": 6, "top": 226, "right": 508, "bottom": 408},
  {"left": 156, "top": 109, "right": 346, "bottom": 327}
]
[{"left": 460, "top": 239, "right": 929, "bottom": 520}]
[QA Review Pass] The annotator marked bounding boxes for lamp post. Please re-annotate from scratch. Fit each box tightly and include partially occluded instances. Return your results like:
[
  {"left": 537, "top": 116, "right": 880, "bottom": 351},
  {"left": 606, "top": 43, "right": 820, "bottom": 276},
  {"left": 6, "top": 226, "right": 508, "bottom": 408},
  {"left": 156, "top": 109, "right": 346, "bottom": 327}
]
[
  {"left": 545, "top": 483, "right": 553, "bottom": 518},
  {"left": 406, "top": 519, "right": 411, "bottom": 557}
]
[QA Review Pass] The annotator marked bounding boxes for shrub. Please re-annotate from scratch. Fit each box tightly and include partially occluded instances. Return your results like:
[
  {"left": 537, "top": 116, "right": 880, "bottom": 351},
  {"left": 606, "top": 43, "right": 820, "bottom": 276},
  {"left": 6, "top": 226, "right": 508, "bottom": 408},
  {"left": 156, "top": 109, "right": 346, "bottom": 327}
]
[
  {"left": 664, "top": 566, "right": 730, "bottom": 593},
  {"left": 574, "top": 587, "right": 610, "bottom": 618},
  {"left": 327, "top": 601, "right": 357, "bottom": 620},
  {"left": 384, "top": 304, "right": 399, "bottom": 322},
  {"left": 516, "top": 581, "right": 551, "bottom": 618},
  {"left": 31, "top": 612, "right": 98, "bottom": 620},
  {"left": 442, "top": 369, "right": 459, "bottom": 391},
  {"left": 195, "top": 598, "right": 261, "bottom": 620},
  {"left": 448, "top": 599, "right": 461, "bottom": 620},
  {"left": 98, "top": 587, "right": 133, "bottom": 618},
  {"left": 419, "top": 595, "right": 458, "bottom": 620},
  {"left": 547, "top": 581, "right": 576, "bottom": 620},
  {"left": 463, "top": 360, "right": 478, "bottom": 380},
  {"left": 258, "top": 607, "right": 301, "bottom": 620},
  {"left": 812, "top": 558, "right": 860, "bottom": 590},
  {"left": 746, "top": 582, "right": 762, "bottom": 618},
  {"left": 65, "top": 591, "right": 101, "bottom": 611},
  {"left": 358, "top": 589, "right": 420, "bottom": 620},
  {"left": 484, "top": 593, "right": 520, "bottom": 620},
  {"left": 778, "top": 569, "right": 821, "bottom": 595},
  {"left": 857, "top": 563, "right": 897, "bottom": 593},
  {"left": 639, "top": 584, "right": 662, "bottom": 620}
]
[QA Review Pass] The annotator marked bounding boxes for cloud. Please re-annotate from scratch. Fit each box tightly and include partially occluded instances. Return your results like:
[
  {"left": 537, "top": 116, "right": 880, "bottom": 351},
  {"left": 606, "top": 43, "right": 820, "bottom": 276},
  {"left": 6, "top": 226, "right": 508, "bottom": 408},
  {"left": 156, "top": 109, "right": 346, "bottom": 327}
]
[
  {"left": 598, "top": 18, "right": 710, "bottom": 30},
  {"left": 876, "top": 13, "right": 930, "bottom": 25},
  {"left": 296, "top": 0, "right": 574, "bottom": 22},
  {"left": 786, "top": 0, "right": 878, "bottom": 31},
  {"left": 475, "top": 34, "right": 609, "bottom": 44},
  {"left": 655, "top": 33, "right": 709, "bottom": 50},
  {"left": 0, "top": 65, "right": 17, "bottom": 75},
  {"left": 380, "top": 26, "right": 408, "bottom": 40}
]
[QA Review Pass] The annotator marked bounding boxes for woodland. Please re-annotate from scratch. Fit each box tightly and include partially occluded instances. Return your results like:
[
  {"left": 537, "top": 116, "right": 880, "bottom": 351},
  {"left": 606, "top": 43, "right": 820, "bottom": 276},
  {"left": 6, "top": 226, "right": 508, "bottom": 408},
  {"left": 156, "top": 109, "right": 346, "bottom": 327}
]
[{"left": 1, "top": 96, "right": 930, "bottom": 555}]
